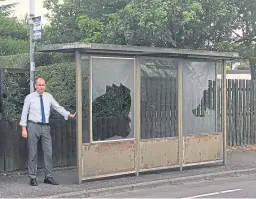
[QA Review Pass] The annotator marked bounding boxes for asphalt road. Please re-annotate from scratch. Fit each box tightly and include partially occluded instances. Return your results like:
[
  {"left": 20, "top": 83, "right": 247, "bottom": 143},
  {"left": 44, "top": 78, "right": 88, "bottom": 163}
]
[{"left": 100, "top": 174, "right": 256, "bottom": 198}]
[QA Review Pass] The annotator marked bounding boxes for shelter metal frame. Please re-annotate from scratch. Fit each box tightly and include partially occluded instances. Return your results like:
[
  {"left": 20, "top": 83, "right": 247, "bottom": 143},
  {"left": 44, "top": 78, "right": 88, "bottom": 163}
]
[{"left": 38, "top": 43, "right": 239, "bottom": 183}]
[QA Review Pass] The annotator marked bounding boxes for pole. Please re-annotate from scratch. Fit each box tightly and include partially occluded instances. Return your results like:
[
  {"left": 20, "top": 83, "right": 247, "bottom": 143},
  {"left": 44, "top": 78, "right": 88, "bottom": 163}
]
[
  {"left": 75, "top": 50, "right": 83, "bottom": 183},
  {"left": 29, "top": 0, "right": 35, "bottom": 93},
  {"left": 135, "top": 56, "right": 141, "bottom": 177},
  {"left": 178, "top": 61, "right": 183, "bottom": 171},
  {"left": 222, "top": 60, "right": 227, "bottom": 165}
]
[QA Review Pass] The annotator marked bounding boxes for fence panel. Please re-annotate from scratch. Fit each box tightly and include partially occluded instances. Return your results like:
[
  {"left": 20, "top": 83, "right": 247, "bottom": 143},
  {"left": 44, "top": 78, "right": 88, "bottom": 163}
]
[
  {"left": 0, "top": 119, "right": 77, "bottom": 173},
  {"left": 250, "top": 81, "right": 255, "bottom": 144},
  {"left": 50, "top": 119, "right": 77, "bottom": 167},
  {"left": 1, "top": 121, "right": 27, "bottom": 172},
  {"left": 141, "top": 77, "right": 178, "bottom": 139},
  {"left": 0, "top": 122, "right": 6, "bottom": 172},
  {"left": 226, "top": 79, "right": 256, "bottom": 146}
]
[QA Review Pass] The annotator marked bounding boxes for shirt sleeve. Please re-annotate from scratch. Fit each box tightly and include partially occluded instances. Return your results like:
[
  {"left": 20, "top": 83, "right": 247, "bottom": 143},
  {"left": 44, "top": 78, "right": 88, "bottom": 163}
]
[
  {"left": 19, "top": 95, "right": 30, "bottom": 127},
  {"left": 50, "top": 94, "right": 70, "bottom": 120}
]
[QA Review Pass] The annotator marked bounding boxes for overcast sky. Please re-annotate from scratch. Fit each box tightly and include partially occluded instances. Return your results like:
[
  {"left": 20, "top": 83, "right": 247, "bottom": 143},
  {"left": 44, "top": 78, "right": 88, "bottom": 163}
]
[{"left": 0, "top": 0, "right": 48, "bottom": 24}]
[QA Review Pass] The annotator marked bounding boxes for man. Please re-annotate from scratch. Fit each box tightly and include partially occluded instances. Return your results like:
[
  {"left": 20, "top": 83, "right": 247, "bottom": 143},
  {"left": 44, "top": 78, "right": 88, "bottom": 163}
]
[{"left": 20, "top": 77, "right": 76, "bottom": 186}]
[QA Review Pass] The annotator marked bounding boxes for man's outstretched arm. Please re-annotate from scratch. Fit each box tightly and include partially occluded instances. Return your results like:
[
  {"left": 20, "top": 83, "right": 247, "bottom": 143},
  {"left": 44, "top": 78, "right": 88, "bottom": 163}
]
[{"left": 50, "top": 95, "right": 76, "bottom": 119}]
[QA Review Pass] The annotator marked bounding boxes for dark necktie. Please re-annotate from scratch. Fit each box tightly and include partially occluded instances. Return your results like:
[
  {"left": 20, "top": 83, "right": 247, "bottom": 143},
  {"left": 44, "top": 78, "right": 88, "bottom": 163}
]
[{"left": 40, "top": 95, "right": 46, "bottom": 124}]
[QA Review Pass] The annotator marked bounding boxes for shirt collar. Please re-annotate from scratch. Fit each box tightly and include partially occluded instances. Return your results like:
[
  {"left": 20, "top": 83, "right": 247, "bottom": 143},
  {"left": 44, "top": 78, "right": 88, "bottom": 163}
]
[{"left": 35, "top": 92, "right": 44, "bottom": 97}]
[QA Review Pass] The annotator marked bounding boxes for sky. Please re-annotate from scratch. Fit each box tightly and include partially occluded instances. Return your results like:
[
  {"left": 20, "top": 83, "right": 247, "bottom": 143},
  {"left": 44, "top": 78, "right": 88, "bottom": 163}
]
[{"left": 0, "top": 0, "right": 49, "bottom": 24}]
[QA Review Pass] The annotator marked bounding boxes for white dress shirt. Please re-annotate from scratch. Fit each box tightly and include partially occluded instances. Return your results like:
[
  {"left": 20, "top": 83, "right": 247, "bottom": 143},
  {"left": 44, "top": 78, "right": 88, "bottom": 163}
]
[{"left": 20, "top": 91, "right": 70, "bottom": 127}]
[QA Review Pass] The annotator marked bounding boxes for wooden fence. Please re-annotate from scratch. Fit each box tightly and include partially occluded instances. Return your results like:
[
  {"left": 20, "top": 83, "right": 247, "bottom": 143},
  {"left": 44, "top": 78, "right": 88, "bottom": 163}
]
[
  {"left": 227, "top": 79, "right": 256, "bottom": 146},
  {"left": 0, "top": 119, "right": 76, "bottom": 173},
  {"left": 141, "top": 77, "right": 256, "bottom": 146},
  {"left": 141, "top": 76, "right": 178, "bottom": 139}
]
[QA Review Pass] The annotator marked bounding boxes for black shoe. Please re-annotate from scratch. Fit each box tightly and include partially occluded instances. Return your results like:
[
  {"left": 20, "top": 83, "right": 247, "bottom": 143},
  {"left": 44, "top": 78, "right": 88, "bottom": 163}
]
[
  {"left": 44, "top": 177, "right": 59, "bottom": 185},
  {"left": 30, "top": 178, "right": 38, "bottom": 186}
]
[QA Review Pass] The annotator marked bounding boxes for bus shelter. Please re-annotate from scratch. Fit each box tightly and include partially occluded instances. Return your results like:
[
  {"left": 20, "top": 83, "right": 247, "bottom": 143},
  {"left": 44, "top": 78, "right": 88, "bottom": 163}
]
[{"left": 38, "top": 43, "right": 239, "bottom": 183}]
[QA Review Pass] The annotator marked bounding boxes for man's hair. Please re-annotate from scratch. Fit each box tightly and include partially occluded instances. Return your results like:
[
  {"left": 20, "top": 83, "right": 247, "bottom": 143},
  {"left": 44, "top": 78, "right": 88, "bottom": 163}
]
[{"left": 35, "top": 76, "right": 46, "bottom": 84}]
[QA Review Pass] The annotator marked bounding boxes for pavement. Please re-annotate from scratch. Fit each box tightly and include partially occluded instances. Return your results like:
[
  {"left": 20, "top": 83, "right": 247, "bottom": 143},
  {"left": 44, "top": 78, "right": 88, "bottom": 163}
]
[
  {"left": 1, "top": 150, "right": 256, "bottom": 198},
  {"left": 103, "top": 174, "right": 256, "bottom": 198}
]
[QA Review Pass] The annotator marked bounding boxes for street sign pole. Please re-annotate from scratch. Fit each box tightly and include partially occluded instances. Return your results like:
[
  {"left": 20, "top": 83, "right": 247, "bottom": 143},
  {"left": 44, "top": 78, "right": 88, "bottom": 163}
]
[{"left": 29, "top": 0, "right": 35, "bottom": 93}]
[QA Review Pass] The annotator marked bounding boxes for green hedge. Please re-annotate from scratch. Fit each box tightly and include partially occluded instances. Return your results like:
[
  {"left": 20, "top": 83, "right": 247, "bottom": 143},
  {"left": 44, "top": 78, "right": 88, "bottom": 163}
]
[
  {"left": 0, "top": 52, "right": 77, "bottom": 121},
  {"left": 0, "top": 70, "right": 29, "bottom": 121},
  {"left": 0, "top": 37, "right": 29, "bottom": 56},
  {"left": 0, "top": 52, "right": 74, "bottom": 69},
  {"left": 36, "top": 62, "right": 76, "bottom": 118}
]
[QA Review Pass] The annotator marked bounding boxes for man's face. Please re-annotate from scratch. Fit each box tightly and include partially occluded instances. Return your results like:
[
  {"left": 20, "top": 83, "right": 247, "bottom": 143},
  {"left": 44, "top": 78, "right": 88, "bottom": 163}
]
[{"left": 35, "top": 78, "right": 46, "bottom": 94}]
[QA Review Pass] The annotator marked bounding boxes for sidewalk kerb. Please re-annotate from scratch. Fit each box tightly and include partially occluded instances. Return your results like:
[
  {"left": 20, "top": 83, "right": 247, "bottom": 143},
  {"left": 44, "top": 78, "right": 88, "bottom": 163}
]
[{"left": 45, "top": 168, "right": 256, "bottom": 198}]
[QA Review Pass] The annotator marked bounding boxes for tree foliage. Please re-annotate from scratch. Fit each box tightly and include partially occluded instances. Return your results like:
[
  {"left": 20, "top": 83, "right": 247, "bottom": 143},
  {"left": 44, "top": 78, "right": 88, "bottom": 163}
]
[
  {"left": 43, "top": 0, "right": 239, "bottom": 50},
  {"left": 0, "top": 1, "right": 29, "bottom": 56},
  {"left": 42, "top": 0, "right": 256, "bottom": 80},
  {"left": 0, "top": 37, "right": 28, "bottom": 56},
  {"left": 42, "top": 0, "right": 132, "bottom": 44},
  {"left": 36, "top": 62, "right": 76, "bottom": 118},
  {"left": 0, "top": 1, "right": 16, "bottom": 16},
  {"left": 0, "top": 71, "right": 29, "bottom": 121}
]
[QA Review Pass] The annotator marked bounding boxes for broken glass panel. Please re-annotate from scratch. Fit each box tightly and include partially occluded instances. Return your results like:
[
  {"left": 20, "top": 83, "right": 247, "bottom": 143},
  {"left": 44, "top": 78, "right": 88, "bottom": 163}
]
[
  {"left": 182, "top": 61, "right": 217, "bottom": 135},
  {"left": 92, "top": 57, "right": 135, "bottom": 141}
]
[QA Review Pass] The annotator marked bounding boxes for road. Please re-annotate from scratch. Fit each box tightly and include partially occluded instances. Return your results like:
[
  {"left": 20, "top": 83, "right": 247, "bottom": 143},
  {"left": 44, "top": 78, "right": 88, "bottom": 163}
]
[{"left": 99, "top": 174, "right": 256, "bottom": 198}]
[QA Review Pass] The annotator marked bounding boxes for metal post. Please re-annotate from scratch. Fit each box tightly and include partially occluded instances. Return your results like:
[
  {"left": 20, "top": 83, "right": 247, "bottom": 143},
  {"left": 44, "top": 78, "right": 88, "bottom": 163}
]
[
  {"left": 222, "top": 60, "right": 227, "bottom": 165},
  {"left": 215, "top": 62, "right": 218, "bottom": 132},
  {"left": 89, "top": 57, "right": 93, "bottom": 143},
  {"left": 178, "top": 61, "right": 183, "bottom": 171},
  {"left": 76, "top": 50, "right": 83, "bottom": 183},
  {"left": 135, "top": 57, "right": 141, "bottom": 177},
  {"left": 29, "top": 0, "right": 35, "bottom": 93}
]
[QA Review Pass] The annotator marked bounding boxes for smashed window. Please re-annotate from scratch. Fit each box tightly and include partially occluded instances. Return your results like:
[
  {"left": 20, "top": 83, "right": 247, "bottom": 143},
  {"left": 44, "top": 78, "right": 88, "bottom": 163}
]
[
  {"left": 91, "top": 57, "right": 135, "bottom": 141},
  {"left": 182, "top": 61, "right": 217, "bottom": 135}
]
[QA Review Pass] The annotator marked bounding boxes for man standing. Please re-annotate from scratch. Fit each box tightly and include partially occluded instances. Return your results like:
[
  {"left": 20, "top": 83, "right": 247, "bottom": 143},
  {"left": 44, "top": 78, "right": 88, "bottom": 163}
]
[{"left": 20, "top": 77, "right": 76, "bottom": 186}]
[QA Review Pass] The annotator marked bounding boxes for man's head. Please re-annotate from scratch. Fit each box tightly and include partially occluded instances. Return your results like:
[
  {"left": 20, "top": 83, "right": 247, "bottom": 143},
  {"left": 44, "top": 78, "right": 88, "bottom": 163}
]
[{"left": 35, "top": 77, "right": 46, "bottom": 94}]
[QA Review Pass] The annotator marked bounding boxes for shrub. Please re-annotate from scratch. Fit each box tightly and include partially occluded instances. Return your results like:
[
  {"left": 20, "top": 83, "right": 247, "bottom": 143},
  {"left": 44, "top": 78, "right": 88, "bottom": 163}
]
[
  {"left": 0, "top": 52, "right": 89, "bottom": 121},
  {"left": 0, "top": 70, "right": 29, "bottom": 121},
  {"left": 36, "top": 62, "right": 76, "bottom": 118}
]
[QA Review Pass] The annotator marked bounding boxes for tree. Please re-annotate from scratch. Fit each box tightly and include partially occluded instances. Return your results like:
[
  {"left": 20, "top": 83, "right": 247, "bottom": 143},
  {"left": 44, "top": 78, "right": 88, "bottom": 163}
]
[
  {"left": 229, "top": 0, "right": 256, "bottom": 57},
  {"left": 0, "top": 1, "right": 16, "bottom": 16},
  {"left": 0, "top": 15, "right": 29, "bottom": 55},
  {"left": 76, "top": 0, "right": 237, "bottom": 50},
  {"left": 42, "top": 0, "right": 81, "bottom": 44},
  {"left": 42, "top": 0, "right": 132, "bottom": 44},
  {"left": 41, "top": 0, "right": 256, "bottom": 63},
  {"left": 0, "top": 1, "right": 29, "bottom": 56},
  {"left": 222, "top": 0, "right": 256, "bottom": 80}
]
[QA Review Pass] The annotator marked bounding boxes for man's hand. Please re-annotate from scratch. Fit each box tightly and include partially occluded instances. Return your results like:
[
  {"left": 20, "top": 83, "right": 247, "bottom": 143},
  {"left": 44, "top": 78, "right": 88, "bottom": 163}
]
[
  {"left": 22, "top": 127, "right": 27, "bottom": 139},
  {"left": 69, "top": 112, "right": 76, "bottom": 119}
]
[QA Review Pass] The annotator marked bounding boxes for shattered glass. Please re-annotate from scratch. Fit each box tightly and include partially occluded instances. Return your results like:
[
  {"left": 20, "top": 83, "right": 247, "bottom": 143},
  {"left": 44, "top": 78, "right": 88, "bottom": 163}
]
[
  {"left": 91, "top": 57, "right": 135, "bottom": 141},
  {"left": 182, "top": 61, "right": 217, "bottom": 135}
]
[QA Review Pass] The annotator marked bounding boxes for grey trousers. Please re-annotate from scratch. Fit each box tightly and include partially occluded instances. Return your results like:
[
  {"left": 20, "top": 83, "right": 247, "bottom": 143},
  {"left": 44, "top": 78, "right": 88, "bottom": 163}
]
[{"left": 27, "top": 122, "right": 52, "bottom": 179}]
